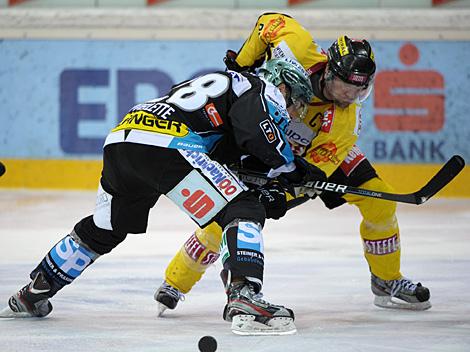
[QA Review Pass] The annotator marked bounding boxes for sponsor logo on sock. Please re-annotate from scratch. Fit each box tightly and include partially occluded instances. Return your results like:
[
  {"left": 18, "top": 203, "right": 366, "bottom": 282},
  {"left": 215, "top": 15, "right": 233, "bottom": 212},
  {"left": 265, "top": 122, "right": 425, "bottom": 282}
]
[
  {"left": 49, "top": 236, "right": 95, "bottom": 279},
  {"left": 184, "top": 233, "right": 219, "bottom": 265},
  {"left": 363, "top": 234, "right": 400, "bottom": 255}
]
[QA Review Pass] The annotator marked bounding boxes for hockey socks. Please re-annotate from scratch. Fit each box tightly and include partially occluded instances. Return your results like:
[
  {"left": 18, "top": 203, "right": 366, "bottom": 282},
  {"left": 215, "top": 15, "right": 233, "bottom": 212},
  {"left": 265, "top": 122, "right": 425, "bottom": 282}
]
[
  {"left": 220, "top": 220, "right": 264, "bottom": 291},
  {"left": 31, "top": 232, "right": 100, "bottom": 296}
]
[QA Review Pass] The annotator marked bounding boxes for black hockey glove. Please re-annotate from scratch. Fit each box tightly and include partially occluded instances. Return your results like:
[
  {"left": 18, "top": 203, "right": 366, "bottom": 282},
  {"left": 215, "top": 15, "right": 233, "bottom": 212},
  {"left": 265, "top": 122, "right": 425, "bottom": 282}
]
[
  {"left": 255, "top": 182, "right": 287, "bottom": 220},
  {"left": 279, "top": 156, "right": 327, "bottom": 198},
  {"left": 224, "top": 50, "right": 244, "bottom": 72},
  {"left": 223, "top": 50, "right": 262, "bottom": 73}
]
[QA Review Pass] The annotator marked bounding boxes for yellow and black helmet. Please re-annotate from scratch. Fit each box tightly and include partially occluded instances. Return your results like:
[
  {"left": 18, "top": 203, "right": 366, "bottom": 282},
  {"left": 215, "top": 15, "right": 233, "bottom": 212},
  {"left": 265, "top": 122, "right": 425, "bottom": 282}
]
[{"left": 327, "top": 35, "right": 376, "bottom": 87}]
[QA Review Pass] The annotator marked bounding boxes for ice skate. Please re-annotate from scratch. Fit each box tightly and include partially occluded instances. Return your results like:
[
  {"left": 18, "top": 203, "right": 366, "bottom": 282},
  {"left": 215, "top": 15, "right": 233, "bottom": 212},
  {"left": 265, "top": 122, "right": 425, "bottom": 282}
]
[
  {"left": 154, "top": 281, "right": 185, "bottom": 317},
  {"left": 0, "top": 272, "right": 53, "bottom": 318},
  {"left": 371, "top": 273, "right": 431, "bottom": 311},
  {"left": 224, "top": 281, "right": 296, "bottom": 336}
]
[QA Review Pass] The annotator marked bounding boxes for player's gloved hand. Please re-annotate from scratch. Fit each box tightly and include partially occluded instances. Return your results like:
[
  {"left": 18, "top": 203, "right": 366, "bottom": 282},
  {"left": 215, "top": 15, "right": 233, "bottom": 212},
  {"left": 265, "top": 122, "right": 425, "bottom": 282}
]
[
  {"left": 224, "top": 50, "right": 244, "bottom": 72},
  {"left": 254, "top": 182, "right": 287, "bottom": 220},
  {"left": 279, "top": 156, "right": 327, "bottom": 197},
  {"left": 223, "top": 50, "right": 260, "bottom": 73}
]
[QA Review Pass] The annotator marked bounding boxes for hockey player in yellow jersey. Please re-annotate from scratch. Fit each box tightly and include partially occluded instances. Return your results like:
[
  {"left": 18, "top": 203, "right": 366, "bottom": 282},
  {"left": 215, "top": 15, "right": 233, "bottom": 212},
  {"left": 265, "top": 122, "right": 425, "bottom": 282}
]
[{"left": 155, "top": 13, "right": 431, "bottom": 314}]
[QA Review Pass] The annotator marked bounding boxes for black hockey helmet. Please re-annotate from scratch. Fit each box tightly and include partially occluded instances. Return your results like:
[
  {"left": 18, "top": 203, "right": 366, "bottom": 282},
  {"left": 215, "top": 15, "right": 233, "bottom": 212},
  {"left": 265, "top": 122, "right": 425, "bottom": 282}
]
[{"left": 327, "top": 35, "right": 376, "bottom": 87}]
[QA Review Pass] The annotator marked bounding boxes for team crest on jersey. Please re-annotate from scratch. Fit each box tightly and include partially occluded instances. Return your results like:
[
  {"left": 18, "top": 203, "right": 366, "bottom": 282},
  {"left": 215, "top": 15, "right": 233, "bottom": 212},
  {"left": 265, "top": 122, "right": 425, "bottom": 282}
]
[
  {"left": 321, "top": 106, "right": 335, "bottom": 133},
  {"left": 262, "top": 17, "right": 286, "bottom": 41},
  {"left": 260, "top": 119, "right": 278, "bottom": 143},
  {"left": 309, "top": 142, "right": 340, "bottom": 165}
]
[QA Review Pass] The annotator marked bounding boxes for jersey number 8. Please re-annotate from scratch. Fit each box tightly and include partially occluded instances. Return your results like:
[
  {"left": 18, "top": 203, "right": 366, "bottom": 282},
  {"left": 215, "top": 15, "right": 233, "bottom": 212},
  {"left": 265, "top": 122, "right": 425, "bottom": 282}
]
[{"left": 167, "top": 73, "right": 230, "bottom": 112}]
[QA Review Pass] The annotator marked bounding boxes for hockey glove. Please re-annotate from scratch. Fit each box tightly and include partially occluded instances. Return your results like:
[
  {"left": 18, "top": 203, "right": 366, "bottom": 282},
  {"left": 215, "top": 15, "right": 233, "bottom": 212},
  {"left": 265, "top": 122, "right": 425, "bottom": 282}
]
[
  {"left": 279, "top": 156, "right": 327, "bottom": 198},
  {"left": 223, "top": 50, "right": 263, "bottom": 73},
  {"left": 224, "top": 50, "right": 244, "bottom": 72},
  {"left": 255, "top": 182, "right": 287, "bottom": 220}
]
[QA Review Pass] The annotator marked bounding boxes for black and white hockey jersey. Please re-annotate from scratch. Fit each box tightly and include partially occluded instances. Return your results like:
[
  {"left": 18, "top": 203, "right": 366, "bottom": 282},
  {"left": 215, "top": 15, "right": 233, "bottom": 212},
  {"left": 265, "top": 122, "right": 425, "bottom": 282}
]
[{"left": 104, "top": 70, "right": 294, "bottom": 170}]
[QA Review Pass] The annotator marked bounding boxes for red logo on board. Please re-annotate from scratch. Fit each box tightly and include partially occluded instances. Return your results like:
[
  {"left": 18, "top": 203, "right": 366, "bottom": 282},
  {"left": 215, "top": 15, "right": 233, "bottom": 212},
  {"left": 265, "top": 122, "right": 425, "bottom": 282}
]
[{"left": 374, "top": 42, "right": 444, "bottom": 132}]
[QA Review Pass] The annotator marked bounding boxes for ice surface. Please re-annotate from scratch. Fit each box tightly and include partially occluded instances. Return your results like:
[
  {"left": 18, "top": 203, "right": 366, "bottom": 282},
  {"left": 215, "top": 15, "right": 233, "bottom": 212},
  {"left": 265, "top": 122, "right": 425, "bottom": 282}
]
[{"left": 1, "top": 190, "right": 469, "bottom": 351}]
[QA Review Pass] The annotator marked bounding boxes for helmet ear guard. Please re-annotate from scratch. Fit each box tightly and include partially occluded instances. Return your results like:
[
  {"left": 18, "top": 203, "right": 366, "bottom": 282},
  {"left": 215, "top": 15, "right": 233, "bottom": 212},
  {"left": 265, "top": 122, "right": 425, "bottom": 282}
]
[{"left": 327, "top": 35, "right": 376, "bottom": 87}]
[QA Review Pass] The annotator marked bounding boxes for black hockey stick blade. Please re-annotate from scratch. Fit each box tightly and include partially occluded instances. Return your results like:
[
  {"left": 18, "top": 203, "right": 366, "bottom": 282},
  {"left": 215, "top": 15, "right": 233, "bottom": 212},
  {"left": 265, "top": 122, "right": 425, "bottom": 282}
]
[
  {"left": 336, "top": 155, "right": 465, "bottom": 205},
  {"left": 412, "top": 155, "right": 465, "bottom": 204}
]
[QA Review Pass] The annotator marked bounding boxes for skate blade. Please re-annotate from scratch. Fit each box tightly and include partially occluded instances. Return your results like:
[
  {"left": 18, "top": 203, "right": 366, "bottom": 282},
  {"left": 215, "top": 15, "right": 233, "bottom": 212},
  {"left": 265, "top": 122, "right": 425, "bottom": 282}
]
[
  {"left": 374, "top": 295, "right": 432, "bottom": 311},
  {"left": 231, "top": 315, "right": 297, "bottom": 336},
  {"left": 0, "top": 305, "right": 33, "bottom": 319},
  {"left": 157, "top": 303, "right": 169, "bottom": 317}
]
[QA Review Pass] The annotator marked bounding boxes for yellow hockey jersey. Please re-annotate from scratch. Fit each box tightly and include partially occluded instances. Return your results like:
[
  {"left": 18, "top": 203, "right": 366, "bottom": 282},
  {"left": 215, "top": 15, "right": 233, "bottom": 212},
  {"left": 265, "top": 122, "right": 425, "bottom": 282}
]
[{"left": 236, "top": 13, "right": 363, "bottom": 177}]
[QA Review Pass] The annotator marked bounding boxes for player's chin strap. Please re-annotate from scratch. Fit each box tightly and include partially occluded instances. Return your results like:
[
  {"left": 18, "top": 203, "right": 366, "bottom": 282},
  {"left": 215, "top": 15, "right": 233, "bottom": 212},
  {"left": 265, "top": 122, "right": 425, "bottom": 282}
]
[{"left": 232, "top": 155, "right": 465, "bottom": 205}]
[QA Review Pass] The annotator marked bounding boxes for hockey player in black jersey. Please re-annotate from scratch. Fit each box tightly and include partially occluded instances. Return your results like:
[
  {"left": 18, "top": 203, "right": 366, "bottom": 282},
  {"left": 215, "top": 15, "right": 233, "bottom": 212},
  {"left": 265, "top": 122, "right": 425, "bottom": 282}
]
[{"left": 0, "top": 57, "right": 326, "bottom": 335}]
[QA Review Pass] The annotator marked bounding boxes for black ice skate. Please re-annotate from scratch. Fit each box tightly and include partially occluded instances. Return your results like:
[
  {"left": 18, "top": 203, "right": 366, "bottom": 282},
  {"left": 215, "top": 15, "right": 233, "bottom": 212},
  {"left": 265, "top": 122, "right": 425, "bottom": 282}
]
[
  {"left": 224, "top": 281, "right": 296, "bottom": 335},
  {"left": 154, "top": 281, "right": 185, "bottom": 317},
  {"left": 371, "top": 273, "right": 431, "bottom": 311},
  {"left": 0, "top": 272, "right": 53, "bottom": 318}
]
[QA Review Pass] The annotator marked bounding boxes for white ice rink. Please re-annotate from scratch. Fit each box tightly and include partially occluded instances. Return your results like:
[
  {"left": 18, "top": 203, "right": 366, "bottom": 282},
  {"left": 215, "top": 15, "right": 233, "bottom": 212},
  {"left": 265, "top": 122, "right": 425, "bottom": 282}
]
[{"left": 0, "top": 190, "right": 469, "bottom": 352}]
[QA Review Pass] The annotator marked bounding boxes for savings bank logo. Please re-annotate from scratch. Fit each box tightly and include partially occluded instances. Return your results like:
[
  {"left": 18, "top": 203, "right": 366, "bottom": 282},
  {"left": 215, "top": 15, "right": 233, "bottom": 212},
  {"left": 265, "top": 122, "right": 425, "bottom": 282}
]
[
  {"left": 180, "top": 188, "right": 215, "bottom": 219},
  {"left": 309, "top": 142, "right": 340, "bottom": 165}
]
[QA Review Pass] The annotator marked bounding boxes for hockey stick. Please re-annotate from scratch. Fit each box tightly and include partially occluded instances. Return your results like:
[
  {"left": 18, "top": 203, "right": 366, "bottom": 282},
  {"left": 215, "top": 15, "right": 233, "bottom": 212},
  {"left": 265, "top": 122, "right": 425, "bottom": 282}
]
[{"left": 236, "top": 155, "right": 465, "bottom": 205}]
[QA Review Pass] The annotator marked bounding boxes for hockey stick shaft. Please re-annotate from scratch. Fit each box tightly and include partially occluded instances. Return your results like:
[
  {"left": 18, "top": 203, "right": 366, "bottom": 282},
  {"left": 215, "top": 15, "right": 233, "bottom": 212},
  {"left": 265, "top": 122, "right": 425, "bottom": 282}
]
[{"left": 237, "top": 155, "right": 465, "bottom": 205}]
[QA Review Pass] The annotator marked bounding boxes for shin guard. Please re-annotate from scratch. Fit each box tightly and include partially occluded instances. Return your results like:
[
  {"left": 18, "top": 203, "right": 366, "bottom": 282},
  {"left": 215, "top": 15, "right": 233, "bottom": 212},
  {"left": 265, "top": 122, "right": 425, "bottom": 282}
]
[
  {"left": 220, "top": 220, "right": 264, "bottom": 293},
  {"left": 31, "top": 232, "right": 100, "bottom": 296}
]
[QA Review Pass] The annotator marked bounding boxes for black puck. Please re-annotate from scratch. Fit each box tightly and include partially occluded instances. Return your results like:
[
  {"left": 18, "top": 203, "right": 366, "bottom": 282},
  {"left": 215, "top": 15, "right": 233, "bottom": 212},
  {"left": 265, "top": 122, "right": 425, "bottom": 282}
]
[
  {"left": 198, "top": 335, "right": 217, "bottom": 352},
  {"left": 0, "top": 161, "right": 5, "bottom": 177}
]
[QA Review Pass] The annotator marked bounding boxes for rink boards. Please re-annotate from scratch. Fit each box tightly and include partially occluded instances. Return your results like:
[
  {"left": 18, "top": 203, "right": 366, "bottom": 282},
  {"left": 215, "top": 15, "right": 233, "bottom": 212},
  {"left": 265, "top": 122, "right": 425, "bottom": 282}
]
[
  {"left": 0, "top": 33, "right": 469, "bottom": 197},
  {"left": 0, "top": 159, "right": 468, "bottom": 198}
]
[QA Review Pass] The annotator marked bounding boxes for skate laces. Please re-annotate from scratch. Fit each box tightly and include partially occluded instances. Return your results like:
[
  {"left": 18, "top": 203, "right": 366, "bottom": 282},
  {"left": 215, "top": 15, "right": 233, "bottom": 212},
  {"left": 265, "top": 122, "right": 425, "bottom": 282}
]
[
  {"left": 161, "top": 282, "right": 185, "bottom": 302},
  {"left": 390, "top": 278, "right": 417, "bottom": 297},
  {"left": 247, "top": 285, "right": 268, "bottom": 305},
  {"left": 245, "top": 284, "right": 288, "bottom": 309}
]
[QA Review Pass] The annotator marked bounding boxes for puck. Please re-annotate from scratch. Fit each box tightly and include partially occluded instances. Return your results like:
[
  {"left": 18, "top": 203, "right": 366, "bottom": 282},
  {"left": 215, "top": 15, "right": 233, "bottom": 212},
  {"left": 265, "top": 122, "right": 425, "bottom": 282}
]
[
  {"left": 0, "top": 161, "right": 5, "bottom": 177},
  {"left": 198, "top": 335, "right": 217, "bottom": 352}
]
